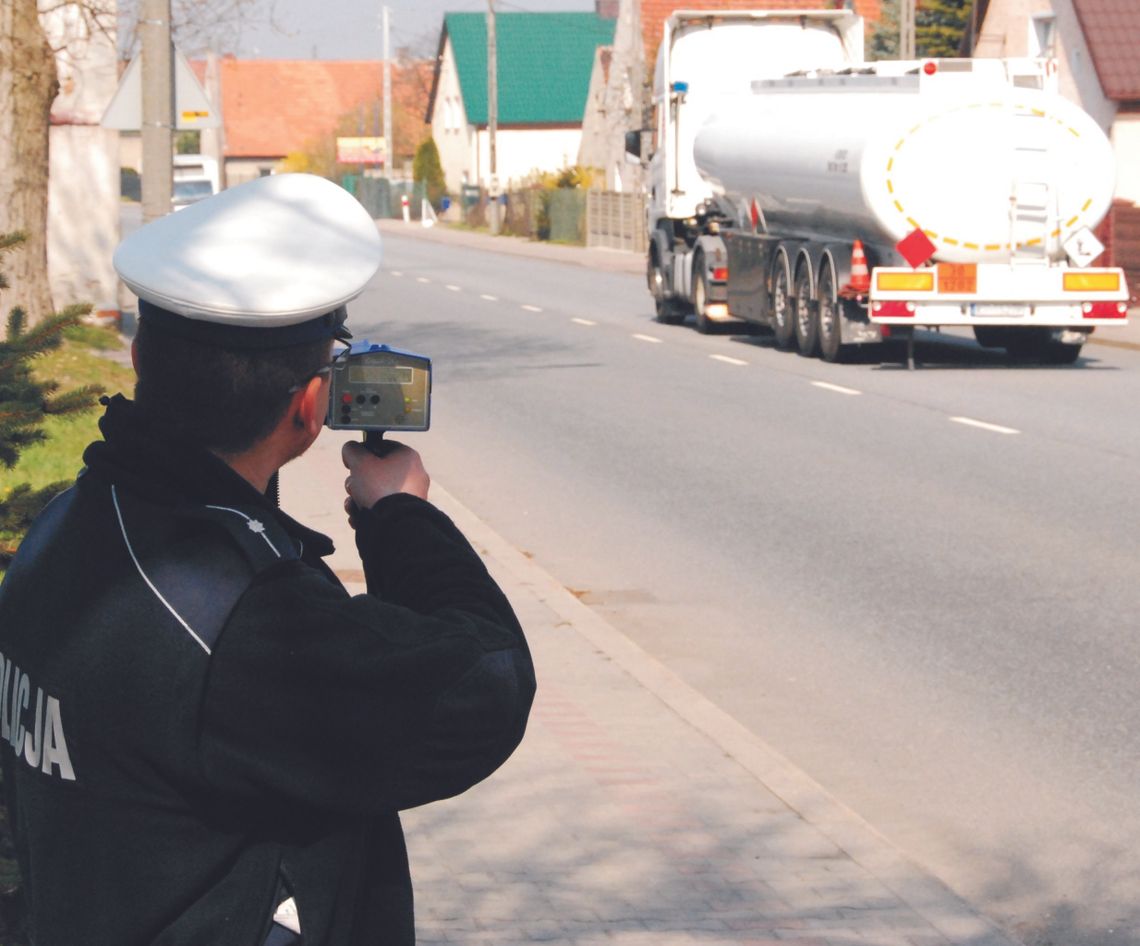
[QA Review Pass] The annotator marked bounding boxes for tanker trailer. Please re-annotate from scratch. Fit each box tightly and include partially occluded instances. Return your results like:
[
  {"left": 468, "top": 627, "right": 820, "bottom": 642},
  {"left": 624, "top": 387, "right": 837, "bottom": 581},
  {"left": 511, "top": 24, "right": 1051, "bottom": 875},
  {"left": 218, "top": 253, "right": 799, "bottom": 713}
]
[{"left": 633, "top": 11, "right": 1129, "bottom": 364}]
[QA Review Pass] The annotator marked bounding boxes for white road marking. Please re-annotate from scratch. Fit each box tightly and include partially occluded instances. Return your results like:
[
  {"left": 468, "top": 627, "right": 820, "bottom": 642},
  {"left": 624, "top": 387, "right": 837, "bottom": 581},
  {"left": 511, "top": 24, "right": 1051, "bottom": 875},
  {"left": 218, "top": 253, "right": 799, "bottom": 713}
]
[
  {"left": 811, "top": 380, "right": 862, "bottom": 396},
  {"left": 572, "top": 318, "right": 597, "bottom": 326},
  {"left": 632, "top": 333, "right": 663, "bottom": 344},
  {"left": 522, "top": 304, "right": 543, "bottom": 313},
  {"left": 416, "top": 277, "right": 430, "bottom": 284},
  {"left": 481, "top": 294, "right": 498, "bottom": 302},
  {"left": 390, "top": 270, "right": 403, "bottom": 277},
  {"left": 446, "top": 284, "right": 461, "bottom": 292},
  {"left": 710, "top": 354, "right": 748, "bottom": 366},
  {"left": 950, "top": 416, "right": 1020, "bottom": 435}
]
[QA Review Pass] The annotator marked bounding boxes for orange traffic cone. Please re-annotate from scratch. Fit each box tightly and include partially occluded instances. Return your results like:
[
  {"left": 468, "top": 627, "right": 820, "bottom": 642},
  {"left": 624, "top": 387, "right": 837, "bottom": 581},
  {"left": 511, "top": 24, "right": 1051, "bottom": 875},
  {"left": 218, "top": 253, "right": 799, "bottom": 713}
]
[{"left": 848, "top": 239, "right": 871, "bottom": 293}]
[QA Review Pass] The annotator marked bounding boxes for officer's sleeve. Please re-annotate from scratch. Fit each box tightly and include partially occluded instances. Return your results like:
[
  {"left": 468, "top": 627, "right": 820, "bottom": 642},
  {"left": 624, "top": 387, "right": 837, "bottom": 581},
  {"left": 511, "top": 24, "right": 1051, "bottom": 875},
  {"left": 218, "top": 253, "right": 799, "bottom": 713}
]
[{"left": 197, "top": 494, "right": 536, "bottom": 815}]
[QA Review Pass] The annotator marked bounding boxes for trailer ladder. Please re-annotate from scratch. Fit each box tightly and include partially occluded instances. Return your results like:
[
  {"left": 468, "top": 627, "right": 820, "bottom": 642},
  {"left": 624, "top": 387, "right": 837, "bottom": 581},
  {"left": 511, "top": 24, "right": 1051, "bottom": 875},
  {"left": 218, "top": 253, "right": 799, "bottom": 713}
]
[{"left": 1009, "top": 107, "right": 1056, "bottom": 265}]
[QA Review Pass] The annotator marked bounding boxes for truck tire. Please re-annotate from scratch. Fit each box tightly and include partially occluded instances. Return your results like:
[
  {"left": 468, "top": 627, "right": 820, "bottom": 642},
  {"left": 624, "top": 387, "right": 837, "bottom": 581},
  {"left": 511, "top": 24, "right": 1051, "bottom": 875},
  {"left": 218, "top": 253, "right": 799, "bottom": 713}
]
[
  {"left": 973, "top": 326, "right": 1007, "bottom": 349},
  {"left": 793, "top": 265, "right": 819, "bottom": 356},
  {"left": 817, "top": 263, "right": 849, "bottom": 363},
  {"left": 694, "top": 260, "right": 716, "bottom": 334},
  {"left": 649, "top": 254, "right": 686, "bottom": 325},
  {"left": 770, "top": 258, "right": 795, "bottom": 350},
  {"left": 1046, "top": 342, "right": 1083, "bottom": 365}
]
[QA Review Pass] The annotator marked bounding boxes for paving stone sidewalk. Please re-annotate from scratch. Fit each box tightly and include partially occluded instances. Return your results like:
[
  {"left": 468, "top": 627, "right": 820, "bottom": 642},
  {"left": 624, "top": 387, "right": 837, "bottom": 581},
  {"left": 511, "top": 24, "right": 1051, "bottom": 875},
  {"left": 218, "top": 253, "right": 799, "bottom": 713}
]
[{"left": 285, "top": 433, "right": 1022, "bottom": 946}]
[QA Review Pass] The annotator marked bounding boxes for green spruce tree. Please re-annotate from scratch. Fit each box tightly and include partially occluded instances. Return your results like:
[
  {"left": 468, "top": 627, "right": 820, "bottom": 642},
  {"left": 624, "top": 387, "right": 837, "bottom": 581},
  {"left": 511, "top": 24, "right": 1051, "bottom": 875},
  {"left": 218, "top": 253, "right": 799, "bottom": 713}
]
[
  {"left": 917, "top": 0, "right": 973, "bottom": 58},
  {"left": 0, "top": 231, "right": 101, "bottom": 571},
  {"left": 412, "top": 137, "right": 447, "bottom": 211}
]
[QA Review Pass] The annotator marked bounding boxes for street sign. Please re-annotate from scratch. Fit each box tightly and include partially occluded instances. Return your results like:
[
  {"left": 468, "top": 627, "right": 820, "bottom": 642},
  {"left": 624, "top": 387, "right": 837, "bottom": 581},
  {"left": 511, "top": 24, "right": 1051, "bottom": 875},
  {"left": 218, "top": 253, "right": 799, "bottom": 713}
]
[
  {"left": 336, "top": 137, "right": 387, "bottom": 166},
  {"left": 101, "top": 49, "right": 220, "bottom": 130}
]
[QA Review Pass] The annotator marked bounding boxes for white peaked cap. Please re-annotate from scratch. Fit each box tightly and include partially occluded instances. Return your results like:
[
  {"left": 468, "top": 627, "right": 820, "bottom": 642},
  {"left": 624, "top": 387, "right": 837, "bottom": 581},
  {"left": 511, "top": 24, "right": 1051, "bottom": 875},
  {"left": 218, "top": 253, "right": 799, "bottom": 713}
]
[{"left": 114, "top": 173, "right": 382, "bottom": 328}]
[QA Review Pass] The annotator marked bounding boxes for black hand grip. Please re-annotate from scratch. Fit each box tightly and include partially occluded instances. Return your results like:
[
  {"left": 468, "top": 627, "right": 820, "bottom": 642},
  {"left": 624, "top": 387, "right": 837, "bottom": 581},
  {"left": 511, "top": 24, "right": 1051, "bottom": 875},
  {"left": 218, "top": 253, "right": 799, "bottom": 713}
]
[{"left": 363, "top": 430, "right": 401, "bottom": 457}]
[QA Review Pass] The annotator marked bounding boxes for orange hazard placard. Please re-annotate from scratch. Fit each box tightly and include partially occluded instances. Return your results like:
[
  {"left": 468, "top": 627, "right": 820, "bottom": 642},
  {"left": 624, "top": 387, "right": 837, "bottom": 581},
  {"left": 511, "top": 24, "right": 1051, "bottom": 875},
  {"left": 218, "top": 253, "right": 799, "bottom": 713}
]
[{"left": 938, "top": 263, "right": 977, "bottom": 294}]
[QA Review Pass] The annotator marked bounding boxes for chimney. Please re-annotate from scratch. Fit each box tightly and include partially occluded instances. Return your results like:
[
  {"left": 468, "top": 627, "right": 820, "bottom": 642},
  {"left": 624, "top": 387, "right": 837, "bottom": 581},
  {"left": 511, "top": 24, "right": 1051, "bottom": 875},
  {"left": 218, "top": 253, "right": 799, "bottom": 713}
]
[{"left": 596, "top": 0, "right": 619, "bottom": 18}]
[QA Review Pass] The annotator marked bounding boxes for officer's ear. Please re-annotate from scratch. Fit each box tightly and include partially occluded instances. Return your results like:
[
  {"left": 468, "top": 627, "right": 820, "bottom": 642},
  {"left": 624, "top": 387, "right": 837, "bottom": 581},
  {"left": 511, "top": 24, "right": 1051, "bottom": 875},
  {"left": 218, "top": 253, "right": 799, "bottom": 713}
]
[{"left": 293, "top": 374, "right": 327, "bottom": 439}]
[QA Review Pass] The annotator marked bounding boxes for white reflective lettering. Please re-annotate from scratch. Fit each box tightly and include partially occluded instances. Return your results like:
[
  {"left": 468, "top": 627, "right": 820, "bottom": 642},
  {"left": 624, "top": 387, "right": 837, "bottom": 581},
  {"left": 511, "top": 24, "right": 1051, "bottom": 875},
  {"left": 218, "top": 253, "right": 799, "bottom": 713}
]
[
  {"left": 10, "top": 671, "right": 29, "bottom": 753},
  {"left": 23, "top": 688, "right": 43, "bottom": 770},
  {"left": 41, "top": 697, "right": 75, "bottom": 781},
  {"left": 0, "top": 657, "right": 11, "bottom": 742}
]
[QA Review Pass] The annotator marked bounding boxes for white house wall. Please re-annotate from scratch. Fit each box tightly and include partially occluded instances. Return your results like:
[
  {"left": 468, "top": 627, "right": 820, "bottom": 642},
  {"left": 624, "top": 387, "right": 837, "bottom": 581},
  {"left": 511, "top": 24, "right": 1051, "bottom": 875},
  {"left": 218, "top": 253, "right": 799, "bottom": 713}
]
[
  {"left": 41, "top": 1, "right": 120, "bottom": 311},
  {"left": 431, "top": 35, "right": 586, "bottom": 193},
  {"left": 432, "top": 39, "right": 474, "bottom": 193},
  {"left": 472, "top": 127, "right": 582, "bottom": 188},
  {"left": 1112, "top": 113, "right": 1140, "bottom": 203}
]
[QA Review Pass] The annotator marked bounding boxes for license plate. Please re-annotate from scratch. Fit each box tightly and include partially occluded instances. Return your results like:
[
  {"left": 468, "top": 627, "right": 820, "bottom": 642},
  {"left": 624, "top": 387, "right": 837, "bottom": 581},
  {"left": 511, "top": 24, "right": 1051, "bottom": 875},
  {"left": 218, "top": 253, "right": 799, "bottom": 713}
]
[{"left": 972, "top": 303, "right": 1029, "bottom": 318}]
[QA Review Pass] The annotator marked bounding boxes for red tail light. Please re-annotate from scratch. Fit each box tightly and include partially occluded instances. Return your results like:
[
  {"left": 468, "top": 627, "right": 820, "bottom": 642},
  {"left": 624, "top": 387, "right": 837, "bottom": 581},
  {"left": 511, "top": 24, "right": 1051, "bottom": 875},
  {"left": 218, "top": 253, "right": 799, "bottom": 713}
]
[
  {"left": 872, "top": 301, "right": 915, "bottom": 318},
  {"left": 712, "top": 267, "right": 728, "bottom": 281},
  {"left": 1082, "top": 302, "right": 1127, "bottom": 319}
]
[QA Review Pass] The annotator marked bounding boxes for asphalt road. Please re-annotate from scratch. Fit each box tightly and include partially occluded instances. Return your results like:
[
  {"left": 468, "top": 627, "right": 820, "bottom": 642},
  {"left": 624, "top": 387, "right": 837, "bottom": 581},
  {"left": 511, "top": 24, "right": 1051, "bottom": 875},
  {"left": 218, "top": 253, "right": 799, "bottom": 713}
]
[{"left": 344, "top": 228, "right": 1140, "bottom": 946}]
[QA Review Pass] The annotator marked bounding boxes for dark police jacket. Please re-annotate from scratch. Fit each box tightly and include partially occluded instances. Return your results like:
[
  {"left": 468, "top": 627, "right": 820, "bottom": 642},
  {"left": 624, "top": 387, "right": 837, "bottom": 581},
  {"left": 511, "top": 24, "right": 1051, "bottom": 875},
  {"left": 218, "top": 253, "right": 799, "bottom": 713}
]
[{"left": 0, "top": 395, "right": 535, "bottom": 945}]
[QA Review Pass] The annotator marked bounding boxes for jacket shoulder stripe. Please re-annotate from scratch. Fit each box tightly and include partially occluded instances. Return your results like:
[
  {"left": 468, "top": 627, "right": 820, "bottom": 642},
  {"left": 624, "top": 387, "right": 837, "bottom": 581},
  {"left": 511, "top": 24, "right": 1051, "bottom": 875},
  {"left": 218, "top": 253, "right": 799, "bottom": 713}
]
[{"left": 111, "top": 485, "right": 212, "bottom": 655}]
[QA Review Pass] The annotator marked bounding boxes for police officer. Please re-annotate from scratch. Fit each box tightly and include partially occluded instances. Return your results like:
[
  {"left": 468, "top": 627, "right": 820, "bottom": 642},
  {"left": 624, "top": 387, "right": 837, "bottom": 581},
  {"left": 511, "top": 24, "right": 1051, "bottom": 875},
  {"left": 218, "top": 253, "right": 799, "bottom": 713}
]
[{"left": 0, "top": 174, "right": 535, "bottom": 945}]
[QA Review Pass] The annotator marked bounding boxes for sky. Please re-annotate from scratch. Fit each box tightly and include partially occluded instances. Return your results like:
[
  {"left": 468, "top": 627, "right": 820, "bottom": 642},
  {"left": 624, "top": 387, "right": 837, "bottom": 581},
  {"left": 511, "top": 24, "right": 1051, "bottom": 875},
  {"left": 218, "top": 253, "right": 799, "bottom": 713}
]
[{"left": 237, "top": 0, "right": 600, "bottom": 60}]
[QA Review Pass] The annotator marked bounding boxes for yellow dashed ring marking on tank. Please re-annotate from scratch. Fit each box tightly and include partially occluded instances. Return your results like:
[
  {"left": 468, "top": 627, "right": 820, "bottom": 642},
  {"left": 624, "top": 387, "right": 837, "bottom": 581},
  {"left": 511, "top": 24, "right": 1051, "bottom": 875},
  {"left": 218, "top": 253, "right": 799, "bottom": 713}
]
[{"left": 883, "top": 101, "right": 1093, "bottom": 252}]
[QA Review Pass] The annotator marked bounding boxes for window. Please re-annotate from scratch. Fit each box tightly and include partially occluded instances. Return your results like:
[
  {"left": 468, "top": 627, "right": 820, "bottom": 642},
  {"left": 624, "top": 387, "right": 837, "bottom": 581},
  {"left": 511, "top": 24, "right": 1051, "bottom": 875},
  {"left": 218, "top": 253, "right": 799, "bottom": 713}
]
[{"left": 1029, "top": 14, "right": 1056, "bottom": 58}]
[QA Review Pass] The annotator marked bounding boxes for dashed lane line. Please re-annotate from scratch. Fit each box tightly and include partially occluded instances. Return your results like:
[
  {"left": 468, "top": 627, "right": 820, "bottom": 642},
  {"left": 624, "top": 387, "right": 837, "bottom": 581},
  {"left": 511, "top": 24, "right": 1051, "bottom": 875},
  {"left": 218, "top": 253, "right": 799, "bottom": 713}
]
[
  {"left": 446, "top": 284, "right": 462, "bottom": 292},
  {"left": 390, "top": 270, "right": 403, "bottom": 277},
  {"left": 632, "top": 333, "right": 663, "bottom": 344},
  {"left": 710, "top": 354, "right": 748, "bottom": 366},
  {"left": 950, "top": 416, "right": 1020, "bottom": 435},
  {"left": 521, "top": 304, "right": 543, "bottom": 313},
  {"left": 811, "top": 380, "right": 862, "bottom": 396},
  {"left": 416, "top": 277, "right": 430, "bottom": 284},
  {"left": 481, "top": 294, "right": 499, "bottom": 302},
  {"left": 572, "top": 318, "right": 597, "bottom": 326}
]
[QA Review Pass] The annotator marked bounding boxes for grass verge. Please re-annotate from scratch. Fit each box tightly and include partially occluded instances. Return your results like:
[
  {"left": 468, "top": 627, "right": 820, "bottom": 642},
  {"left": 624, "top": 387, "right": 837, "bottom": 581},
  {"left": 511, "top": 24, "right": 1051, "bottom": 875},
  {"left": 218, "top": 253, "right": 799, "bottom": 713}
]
[{"left": 0, "top": 325, "right": 134, "bottom": 494}]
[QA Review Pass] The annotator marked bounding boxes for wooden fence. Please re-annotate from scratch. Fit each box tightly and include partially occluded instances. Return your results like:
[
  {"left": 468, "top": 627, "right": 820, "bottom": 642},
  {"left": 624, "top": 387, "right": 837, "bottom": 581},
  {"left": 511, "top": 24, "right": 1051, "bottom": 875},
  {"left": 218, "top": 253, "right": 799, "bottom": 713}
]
[{"left": 586, "top": 191, "right": 647, "bottom": 254}]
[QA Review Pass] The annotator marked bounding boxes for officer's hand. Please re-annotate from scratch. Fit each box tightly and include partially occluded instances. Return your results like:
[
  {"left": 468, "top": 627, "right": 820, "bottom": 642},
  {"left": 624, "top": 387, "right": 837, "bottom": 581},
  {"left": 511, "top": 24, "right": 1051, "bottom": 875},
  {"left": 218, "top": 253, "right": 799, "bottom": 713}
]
[{"left": 341, "top": 440, "right": 430, "bottom": 514}]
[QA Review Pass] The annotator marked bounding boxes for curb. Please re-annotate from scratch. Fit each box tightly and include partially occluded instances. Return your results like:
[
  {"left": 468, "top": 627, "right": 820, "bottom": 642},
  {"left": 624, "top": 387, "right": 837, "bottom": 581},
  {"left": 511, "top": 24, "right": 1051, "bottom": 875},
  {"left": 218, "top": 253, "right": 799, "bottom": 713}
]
[{"left": 428, "top": 480, "right": 1024, "bottom": 946}]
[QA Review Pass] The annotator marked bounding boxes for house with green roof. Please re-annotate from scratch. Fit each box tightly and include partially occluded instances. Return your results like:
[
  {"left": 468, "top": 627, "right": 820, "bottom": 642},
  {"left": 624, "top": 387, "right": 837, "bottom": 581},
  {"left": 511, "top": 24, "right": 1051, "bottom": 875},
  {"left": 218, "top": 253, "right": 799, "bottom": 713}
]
[{"left": 427, "top": 8, "right": 617, "bottom": 193}]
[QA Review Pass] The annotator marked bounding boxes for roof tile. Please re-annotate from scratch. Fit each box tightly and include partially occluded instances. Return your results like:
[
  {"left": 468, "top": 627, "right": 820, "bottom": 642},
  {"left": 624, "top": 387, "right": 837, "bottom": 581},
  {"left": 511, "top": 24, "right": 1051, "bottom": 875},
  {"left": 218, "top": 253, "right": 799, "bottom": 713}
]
[
  {"left": 1072, "top": 0, "right": 1140, "bottom": 101},
  {"left": 444, "top": 12, "right": 617, "bottom": 125}
]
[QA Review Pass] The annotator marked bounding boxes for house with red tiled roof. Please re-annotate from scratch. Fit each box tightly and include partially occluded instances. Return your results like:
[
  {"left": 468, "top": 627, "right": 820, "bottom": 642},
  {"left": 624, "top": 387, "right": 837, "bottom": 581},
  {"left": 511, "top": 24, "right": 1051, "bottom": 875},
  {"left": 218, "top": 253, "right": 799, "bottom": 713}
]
[
  {"left": 973, "top": 0, "right": 1140, "bottom": 292},
  {"left": 215, "top": 59, "right": 383, "bottom": 184},
  {"left": 166, "top": 57, "right": 432, "bottom": 186}
]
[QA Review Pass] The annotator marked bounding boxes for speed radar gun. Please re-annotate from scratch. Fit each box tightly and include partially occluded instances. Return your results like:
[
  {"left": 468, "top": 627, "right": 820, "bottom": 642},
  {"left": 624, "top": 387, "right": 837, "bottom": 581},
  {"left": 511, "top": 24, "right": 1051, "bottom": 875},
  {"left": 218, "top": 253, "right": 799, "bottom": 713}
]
[{"left": 326, "top": 341, "right": 432, "bottom": 453}]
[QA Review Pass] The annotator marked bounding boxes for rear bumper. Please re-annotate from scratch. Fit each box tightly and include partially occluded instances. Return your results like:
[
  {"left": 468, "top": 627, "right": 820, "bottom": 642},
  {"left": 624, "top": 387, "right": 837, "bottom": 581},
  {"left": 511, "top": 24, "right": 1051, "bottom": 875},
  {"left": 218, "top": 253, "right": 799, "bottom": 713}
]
[{"left": 868, "top": 264, "right": 1129, "bottom": 327}]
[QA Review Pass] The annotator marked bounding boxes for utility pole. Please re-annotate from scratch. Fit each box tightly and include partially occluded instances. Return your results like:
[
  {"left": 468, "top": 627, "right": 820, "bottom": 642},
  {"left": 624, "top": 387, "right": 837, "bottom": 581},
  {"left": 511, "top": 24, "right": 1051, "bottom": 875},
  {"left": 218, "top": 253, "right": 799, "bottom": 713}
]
[
  {"left": 140, "top": 0, "right": 174, "bottom": 222},
  {"left": 487, "top": 0, "right": 500, "bottom": 235},
  {"left": 383, "top": 6, "right": 393, "bottom": 177},
  {"left": 899, "top": 0, "right": 916, "bottom": 59}
]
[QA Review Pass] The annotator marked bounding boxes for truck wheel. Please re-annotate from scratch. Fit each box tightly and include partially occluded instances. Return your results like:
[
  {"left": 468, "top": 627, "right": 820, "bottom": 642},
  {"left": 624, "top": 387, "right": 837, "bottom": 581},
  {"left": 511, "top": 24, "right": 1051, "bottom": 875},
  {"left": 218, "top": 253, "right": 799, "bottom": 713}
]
[
  {"left": 1046, "top": 341, "right": 1082, "bottom": 365},
  {"left": 770, "top": 258, "right": 795, "bottom": 350},
  {"left": 973, "top": 326, "right": 1008, "bottom": 349},
  {"left": 694, "top": 263, "right": 715, "bottom": 334},
  {"left": 793, "top": 266, "right": 819, "bottom": 356},
  {"left": 649, "top": 254, "right": 685, "bottom": 325},
  {"left": 817, "top": 264, "right": 849, "bottom": 363},
  {"left": 1003, "top": 327, "right": 1050, "bottom": 360}
]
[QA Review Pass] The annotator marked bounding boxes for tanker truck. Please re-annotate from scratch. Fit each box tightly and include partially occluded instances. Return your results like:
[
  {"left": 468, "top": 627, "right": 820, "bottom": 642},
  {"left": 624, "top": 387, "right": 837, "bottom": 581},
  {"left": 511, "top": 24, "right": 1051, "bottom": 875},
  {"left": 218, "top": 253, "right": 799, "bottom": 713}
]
[{"left": 627, "top": 10, "right": 1129, "bottom": 364}]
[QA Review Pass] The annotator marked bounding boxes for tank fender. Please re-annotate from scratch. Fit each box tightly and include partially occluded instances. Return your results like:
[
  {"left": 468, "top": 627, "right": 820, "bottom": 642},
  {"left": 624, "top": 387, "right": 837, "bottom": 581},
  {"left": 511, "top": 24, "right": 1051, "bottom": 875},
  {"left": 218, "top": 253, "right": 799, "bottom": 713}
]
[
  {"left": 692, "top": 234, "right": 728, "bottom": 302},
  {"left": 819, "top": 243, "right": 881, "bottom": 345}
]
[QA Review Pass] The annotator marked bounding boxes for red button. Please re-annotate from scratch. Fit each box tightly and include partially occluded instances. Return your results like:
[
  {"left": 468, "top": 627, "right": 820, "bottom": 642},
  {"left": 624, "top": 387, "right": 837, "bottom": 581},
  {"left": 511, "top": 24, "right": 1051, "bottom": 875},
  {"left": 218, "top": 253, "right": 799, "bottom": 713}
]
[{"left": 341, "top": 393, "right": 353, "bottom": 403}]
